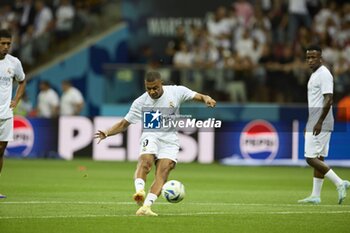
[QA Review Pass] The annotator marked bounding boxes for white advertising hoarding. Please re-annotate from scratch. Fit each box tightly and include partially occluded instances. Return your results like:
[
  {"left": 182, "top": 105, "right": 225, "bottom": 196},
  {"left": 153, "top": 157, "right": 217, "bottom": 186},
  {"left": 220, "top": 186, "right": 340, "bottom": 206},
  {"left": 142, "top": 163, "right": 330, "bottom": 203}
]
[{"left": 58, "top": 116, "right": 214, "bottom": 163}]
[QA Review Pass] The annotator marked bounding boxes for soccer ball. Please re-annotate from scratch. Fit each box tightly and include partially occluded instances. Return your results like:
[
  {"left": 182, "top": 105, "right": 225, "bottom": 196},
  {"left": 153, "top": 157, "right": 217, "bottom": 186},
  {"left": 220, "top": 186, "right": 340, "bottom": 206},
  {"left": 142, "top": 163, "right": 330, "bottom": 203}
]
[{"left": 161, "top": 180, "right": 185, "bottom": 203}]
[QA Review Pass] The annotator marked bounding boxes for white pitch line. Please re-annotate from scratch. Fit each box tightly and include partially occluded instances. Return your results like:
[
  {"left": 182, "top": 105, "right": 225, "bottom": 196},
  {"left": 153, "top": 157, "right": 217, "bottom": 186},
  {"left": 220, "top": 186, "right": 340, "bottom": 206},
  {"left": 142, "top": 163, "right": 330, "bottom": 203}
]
[
  {"left": 0, "top": 201, "right": 133, "bottom": 205},
  {"left": 1, "top": 201, "right": 350, "bottom": 208},
  {"left": 1, "top": 211, "right": 350, "bottom": 220},
  {"left": 267, "top": 211, "right": 350, "bottom": 215},
  {"left": 0, "top": 214, "right": 136, "bottom": 219},
  {"left": 188, "top": 202, "right": 350, "bottom": 208}
]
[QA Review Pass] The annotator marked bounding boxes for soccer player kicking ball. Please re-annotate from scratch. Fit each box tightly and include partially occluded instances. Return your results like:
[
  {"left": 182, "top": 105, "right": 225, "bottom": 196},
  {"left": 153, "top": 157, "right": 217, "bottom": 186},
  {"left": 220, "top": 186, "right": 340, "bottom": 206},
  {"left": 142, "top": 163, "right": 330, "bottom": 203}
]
[
  {"left": 95, "top": 71, "right": 216, "bottom": 216},
  {"left": 0, "top": 29, "right": 27, "bottom": 198},
  {"left": 298, "top": 45, "right": 350, "bottom": 205}
]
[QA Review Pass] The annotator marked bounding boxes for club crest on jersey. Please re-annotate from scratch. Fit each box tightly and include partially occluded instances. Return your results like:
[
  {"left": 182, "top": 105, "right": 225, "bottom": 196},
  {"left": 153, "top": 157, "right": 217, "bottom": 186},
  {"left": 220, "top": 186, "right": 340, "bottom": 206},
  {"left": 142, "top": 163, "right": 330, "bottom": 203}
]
[
  {"left": 7, "top": 68, "right": 13, "bottom": 75},
  {"left": 240, "top": 120, "right": 279, "bottom": 160}
]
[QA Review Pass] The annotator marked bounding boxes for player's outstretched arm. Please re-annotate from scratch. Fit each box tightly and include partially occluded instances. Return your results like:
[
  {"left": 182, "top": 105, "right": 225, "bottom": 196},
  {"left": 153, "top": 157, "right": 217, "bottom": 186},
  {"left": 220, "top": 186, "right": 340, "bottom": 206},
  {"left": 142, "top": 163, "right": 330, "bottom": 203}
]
[
  {"left": 193, "top": 93, "right": 216, "bottom": 107},
  {"left": 94, "top": 119, "right": 131, "bottom": 144}
]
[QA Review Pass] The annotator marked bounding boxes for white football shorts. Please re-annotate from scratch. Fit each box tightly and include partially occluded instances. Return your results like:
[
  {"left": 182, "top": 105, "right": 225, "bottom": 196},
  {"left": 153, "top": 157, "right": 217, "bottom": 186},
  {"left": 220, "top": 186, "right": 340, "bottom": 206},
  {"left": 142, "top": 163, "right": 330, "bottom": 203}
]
[
  {"left": 304, "top": 131, "right": 331, "bottom": 158},
  {"left": 0, "top": 118, "right": 13, "bottom": 141},
  {"left": 139, "top": 135, "right": 180, "bottom": 163}
]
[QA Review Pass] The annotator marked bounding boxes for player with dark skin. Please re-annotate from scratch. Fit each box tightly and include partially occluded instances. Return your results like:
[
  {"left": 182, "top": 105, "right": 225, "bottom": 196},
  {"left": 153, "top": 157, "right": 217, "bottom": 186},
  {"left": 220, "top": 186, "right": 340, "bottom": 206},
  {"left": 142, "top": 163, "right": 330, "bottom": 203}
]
[
  {"left": 299, "top": 45, "right": 349, "bottom": 204},
  {"left": 305, "top": 49, "right": 332, "bottom": 178}
]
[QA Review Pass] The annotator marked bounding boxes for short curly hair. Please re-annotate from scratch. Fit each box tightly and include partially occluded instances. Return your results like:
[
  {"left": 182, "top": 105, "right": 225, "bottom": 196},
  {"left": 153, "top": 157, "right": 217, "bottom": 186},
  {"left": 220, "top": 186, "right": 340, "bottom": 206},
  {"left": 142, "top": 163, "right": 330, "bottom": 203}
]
[
  {"left": 306, "top": 44, "right": 322, "bottom": 54},
  {"left": 0, "top": 29, "right": 12, "bottom": 39},
  {"left": 145, "top": 71, "right": 161, "bottom": 82}
]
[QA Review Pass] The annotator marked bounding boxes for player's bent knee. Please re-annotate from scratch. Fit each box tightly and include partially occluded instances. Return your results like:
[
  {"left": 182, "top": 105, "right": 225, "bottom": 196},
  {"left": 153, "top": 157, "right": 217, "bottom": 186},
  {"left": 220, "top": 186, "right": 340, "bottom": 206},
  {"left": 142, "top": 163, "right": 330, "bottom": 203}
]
[
  {"left": 161, "top": 159, "right": 175, "bottom": 167},
  {"left": 306, "top": 157, "right": 317, "bottom": 166},
  {"left": 159, "top": 161, "right": 175, "bottom": 174},
  {"left": 139, "top": 159, "right": 153, "bottom": 173}
]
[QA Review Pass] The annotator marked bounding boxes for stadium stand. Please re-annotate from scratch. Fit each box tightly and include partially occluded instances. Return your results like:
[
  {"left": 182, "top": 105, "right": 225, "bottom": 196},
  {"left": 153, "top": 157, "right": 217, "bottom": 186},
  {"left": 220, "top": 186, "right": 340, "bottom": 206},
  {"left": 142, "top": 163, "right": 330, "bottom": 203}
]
[
  {"left": 0, "top": 0, "right": 121, "bottom": 73},
  {"left": 156, "top": 0, "right": 350, "bottom": 103},
  {"left": 1, "top": 0, "right": 349, "bottom": 104}
]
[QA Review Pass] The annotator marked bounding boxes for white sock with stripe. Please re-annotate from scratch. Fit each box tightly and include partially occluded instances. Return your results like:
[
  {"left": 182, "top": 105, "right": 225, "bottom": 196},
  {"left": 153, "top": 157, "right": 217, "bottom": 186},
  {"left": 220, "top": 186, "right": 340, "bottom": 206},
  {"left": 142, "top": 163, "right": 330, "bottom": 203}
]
[{"left": 144, "top": 193, "right": 157, "bottom": 206}]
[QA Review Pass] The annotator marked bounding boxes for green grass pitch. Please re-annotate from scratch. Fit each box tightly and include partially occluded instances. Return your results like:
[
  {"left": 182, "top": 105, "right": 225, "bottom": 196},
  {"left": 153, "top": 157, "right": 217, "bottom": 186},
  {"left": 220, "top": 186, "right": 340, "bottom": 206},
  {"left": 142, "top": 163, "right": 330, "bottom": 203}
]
[{"left": 1, "top": 159, "right": 349, "bottom": 233}]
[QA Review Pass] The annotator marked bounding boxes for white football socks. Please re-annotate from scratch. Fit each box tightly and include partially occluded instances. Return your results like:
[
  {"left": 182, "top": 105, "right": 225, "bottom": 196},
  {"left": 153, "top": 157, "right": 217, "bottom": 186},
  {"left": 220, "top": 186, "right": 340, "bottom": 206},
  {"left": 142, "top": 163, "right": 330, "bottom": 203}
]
[
  {"left": 325, "top": 169, "right": 343, "bottom": 187},
  {"left": 311, "top": 177, "right": 324, "bottom": 197},
  {"left": 134, "top": 178, "right": 145, "bottom": 192},
  {"left": 144, "top": 193, "right": 158, "bottom": 206}
]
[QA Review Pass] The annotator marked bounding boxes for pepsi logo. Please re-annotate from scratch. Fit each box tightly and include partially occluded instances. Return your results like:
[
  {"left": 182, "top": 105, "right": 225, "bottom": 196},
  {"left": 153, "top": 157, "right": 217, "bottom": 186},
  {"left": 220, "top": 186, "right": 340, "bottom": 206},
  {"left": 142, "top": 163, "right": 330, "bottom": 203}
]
[
  {"left": 240, "top": 120, "right": 279, "bottom": 160},
  {"left": 6, "top": 116, "right": 34, "bottom": 156}
]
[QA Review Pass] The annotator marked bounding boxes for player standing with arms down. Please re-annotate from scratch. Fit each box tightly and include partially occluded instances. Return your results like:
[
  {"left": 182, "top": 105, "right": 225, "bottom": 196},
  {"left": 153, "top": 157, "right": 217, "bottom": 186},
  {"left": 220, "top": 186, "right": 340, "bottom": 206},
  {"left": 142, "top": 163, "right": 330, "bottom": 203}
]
[
  {"left": 37, "top": 80, "right": 59, "bottom": 118},
  {"left": 0, "top": 29, "right": 27, "bottom": 198},
  {"left": 60, "top": 80, "right": 84, "bottom": 116},
  {"left": 95, "top": 71, "right": 216, "bottom": 216},
  {"left": 298, "top": 45, "right": 350, "bottom": 204}
]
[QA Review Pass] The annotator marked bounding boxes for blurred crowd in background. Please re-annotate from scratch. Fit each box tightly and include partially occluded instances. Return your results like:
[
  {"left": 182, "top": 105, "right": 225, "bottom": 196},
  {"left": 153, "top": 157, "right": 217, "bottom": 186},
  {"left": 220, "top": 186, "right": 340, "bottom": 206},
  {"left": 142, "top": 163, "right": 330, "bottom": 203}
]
[
  {"left": 1, "top": 0, "right": 350, "bottom": 110},
  {"left": 153, "top": 0, "right": 350, "bottom": 104},
  {"left": 0, "top": 0, "right": 115, "bottom": 70}
]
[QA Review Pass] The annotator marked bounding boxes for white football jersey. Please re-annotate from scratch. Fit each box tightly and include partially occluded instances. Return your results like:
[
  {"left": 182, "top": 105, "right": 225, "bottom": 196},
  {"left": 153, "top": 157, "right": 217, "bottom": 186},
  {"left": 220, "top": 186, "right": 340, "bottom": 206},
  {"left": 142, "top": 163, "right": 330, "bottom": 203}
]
[
  {"left": 60, "top": 87, "right": 84, "bottom": 115},
  {"left": 124, "top": 85, "right": 196, "bottom": 142},
  {"left": 0, "top": 54, "right": 25, "bottom": 119},
  {"left": 306, "top": 65, "right": 334, "bottom": 131},
  {"left": 38, "top": 88, "right": 59, "bottom": 117}
]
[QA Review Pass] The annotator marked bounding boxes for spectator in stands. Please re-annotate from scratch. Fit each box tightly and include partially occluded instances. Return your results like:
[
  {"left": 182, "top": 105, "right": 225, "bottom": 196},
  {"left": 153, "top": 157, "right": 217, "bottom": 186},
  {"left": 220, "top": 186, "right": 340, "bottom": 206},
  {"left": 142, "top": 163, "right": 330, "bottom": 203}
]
[
  {"left": 54, "top": 0, "right": 75, "bottom": 42},
  {"left": 234, "top": 28, "right": 254, "bottom": 59},
  {"left": 164, "top": 25, "right": 186, "bottom": 64},
  {"left": 295, "top": 26, "right": 313, "bottom": 52},
  {"left": 275, "top": 45, "right": 298, "bottom": 102},
  {"left": 307, "top": 0, "right": 322, "bottom": 18},
  {"left": 16, "top": 0, "right": 36, "bottom": 36},
  {"left": 19, "top": 25, "right": 35, "bottom": 66},
  {"left": 186, "top": 24, "right": 203, "bottom": 48},
  {"left": 333, "top": 53, "right": 350, "bottom": 97},
  {"left": 60, "top": 80, "right": 84, "bottom": 116},
  {"left": 37, "top": 80, "right": 59, "bottom": 118},
  {"left": 250, "top": 11, "right": 271, "bottom": 45},
  {"left": 1, "top": 4, "right": 21, "bottom": 56},
  {"left": 73, "top": 0, "right": 95, "bottom": 35},
  {"left": 233, "top": 0, "right": 254, "bottom": 28},
  {"left": 313, "top": 1, "right": 339, "bottom": 38},
  {"left": 0, "top": 4, "right": 16, "bottom": 30},
  {"left": 207, "top": 6, "right": 232, "bottom": 49},
  {"left": 268, "top": 0, "right": 288, "bottom": 44},
  {"left": 173, "top": 41, "right": 193, "bottom": 68},
  {"left": 258, "top": 43, "right": 280, "bottom": 102},
  {"left": 231, "top": 51, "right": 254, "bottom": 100},
  {"left": 173, "top": 41, "right": 195, "bottom": 89},
  {"left": 192, "top": 40, "right": 219, "bottom": 92},
  {"left": 336, "top": 15, "right": 350, "bottom": 47},
  {"left": 33, "top": 0, "right": 53, "bottom": 55},
  {"left": 287, "top": 0, "right": 312, "bottom": 45}
]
